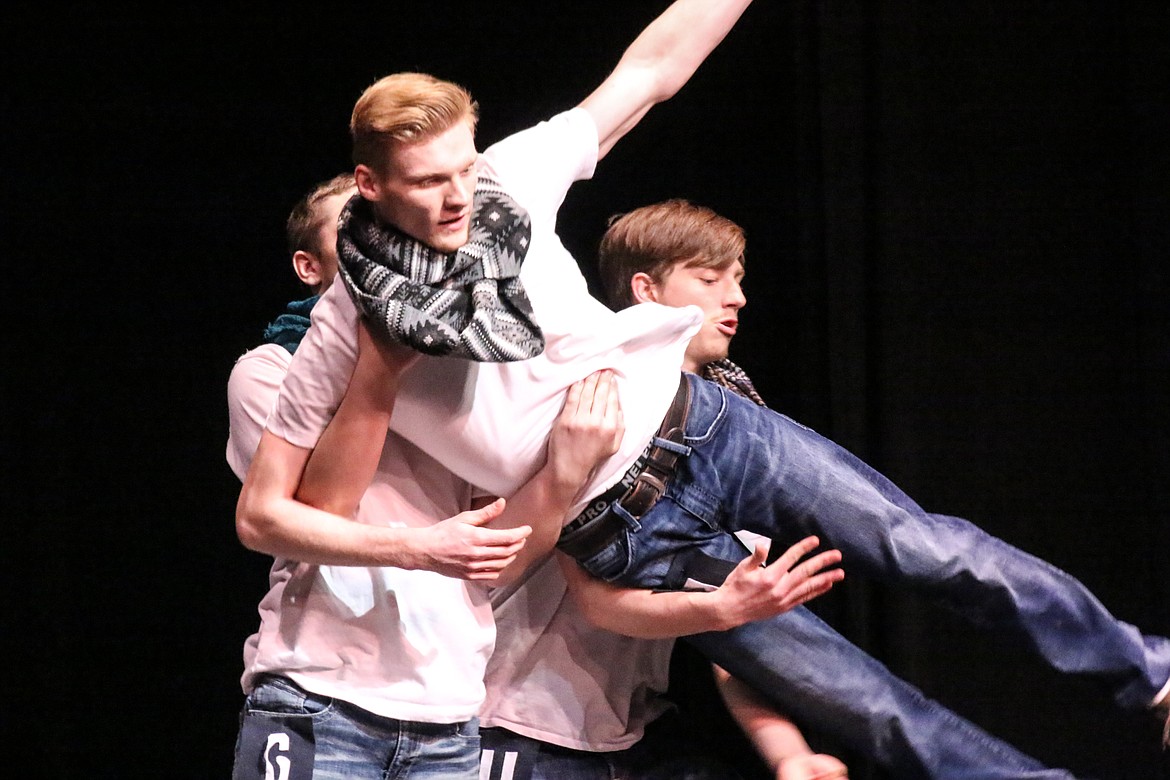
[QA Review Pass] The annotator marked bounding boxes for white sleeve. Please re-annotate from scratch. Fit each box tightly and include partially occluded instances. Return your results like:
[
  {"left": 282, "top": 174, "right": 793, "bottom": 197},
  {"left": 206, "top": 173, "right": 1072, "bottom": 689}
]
[
  {"left": 266, "top": 280, "right": 360, "bottom": 449},
  {"left": 225, "top": 344, "right": 290, "bottom": 481},
  {"left": 478, "top": 108, "right": 599, "bottom": 225}
]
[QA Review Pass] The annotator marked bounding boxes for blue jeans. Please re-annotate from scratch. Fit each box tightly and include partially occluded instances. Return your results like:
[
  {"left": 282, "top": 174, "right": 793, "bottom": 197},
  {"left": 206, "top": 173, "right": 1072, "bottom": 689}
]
[
  {"left": 571, "top": 373, "right": 1170, "bottom": 778},
  {"left": 479, "top": 712, "right": 742, "bottom": 780},
  {"left": 232, "top": 675, "right": 480, "bottom": 780}
]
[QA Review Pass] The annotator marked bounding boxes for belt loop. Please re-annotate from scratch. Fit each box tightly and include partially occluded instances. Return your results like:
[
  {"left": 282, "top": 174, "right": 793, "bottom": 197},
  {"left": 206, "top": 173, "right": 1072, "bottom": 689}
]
[
  {"left": 608, "top": 500, "right": 642, "bottom": 532},
  {"left": 649, "top": 435, "right": 691, "bottom": 456}
]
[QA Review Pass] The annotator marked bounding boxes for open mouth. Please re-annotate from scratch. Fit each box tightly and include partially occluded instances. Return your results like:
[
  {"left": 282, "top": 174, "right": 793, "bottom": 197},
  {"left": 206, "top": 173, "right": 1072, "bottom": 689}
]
[
  {"left": 716, "top": 318, "right": 738, "bottom": 337},
  {"left": 439, "top": 212, "right": 469, "bottom": 230}
]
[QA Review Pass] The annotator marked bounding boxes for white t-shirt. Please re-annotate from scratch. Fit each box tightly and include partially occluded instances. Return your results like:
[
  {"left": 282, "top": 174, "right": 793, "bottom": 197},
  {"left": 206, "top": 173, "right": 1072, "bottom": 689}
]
[
  {"left": 227, "top": 342, "right": 494, "bottom": 723},
  {"left": 481, "top": 555, "right": 674, "bottom": 751},
  {"left": 268, "top": 108, "right": 702, "bottom": 512}
]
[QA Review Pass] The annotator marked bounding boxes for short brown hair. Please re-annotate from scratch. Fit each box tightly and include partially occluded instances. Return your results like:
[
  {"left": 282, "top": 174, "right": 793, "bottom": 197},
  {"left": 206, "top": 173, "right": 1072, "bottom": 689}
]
[
  {"left": 598, "top": 199, "right": 746, "bottom": 310},
  {"left": 350, "top": 72, "right": 479, "bottom": 172},
  {"left": 285, "top": 172, "right": 356, "bottom": 257}
]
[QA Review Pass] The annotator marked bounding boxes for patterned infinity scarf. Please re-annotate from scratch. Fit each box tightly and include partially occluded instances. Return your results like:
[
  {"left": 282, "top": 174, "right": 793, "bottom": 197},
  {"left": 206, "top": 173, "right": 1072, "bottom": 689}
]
[
  {"left": 702, "top": 357, "right": 767, "bottom": 407},
  {"left": 336, "top": 176, "right": 544, "bottom": 362}
]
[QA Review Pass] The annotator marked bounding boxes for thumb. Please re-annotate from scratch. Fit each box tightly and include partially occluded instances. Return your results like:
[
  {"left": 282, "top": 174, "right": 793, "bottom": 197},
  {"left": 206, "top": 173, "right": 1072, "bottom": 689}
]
[
  {"left": 731, "top": 540, "right": 770, "bottom": 577},
  {"left": 749, "top": 539, "right": 771, "bottom": 567},
  {"left": 461, "top": 497, "right": 506, "bottom": 526}
]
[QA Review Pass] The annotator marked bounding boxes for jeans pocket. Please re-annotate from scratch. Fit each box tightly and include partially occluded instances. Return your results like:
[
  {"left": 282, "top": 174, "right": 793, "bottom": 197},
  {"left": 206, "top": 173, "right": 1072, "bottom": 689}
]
[
  {"left": 575, "top": 527, "right": 633, "bottom": 582},
  {"left": 247, "top": 676, "right": 333, "bottom": 718}
]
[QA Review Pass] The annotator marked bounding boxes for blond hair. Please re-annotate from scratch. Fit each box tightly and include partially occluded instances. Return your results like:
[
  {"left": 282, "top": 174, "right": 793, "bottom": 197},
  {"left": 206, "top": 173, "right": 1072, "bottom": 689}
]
[
  {"left": 350, "top": 72, "right": 479, "bottom": 172},
  {"left": 598, "top": 199, "right": 746, "bottom": 310}
]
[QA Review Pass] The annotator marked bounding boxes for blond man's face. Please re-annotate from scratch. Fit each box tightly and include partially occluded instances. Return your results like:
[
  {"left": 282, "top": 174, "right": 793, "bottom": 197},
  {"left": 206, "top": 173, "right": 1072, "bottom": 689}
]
[{"left": 361, "top": 120, "right": 478, "bottom": 253}]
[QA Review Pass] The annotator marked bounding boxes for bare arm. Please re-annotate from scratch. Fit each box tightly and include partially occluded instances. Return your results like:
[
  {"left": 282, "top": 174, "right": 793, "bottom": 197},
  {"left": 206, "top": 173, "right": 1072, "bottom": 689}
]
[
  {"left": 715, "top": 666, "right": 849, "bottom": 780},
  {"left": 579, "top": 0, "right": 754, "bottom": 160},
  {"left": 560, "top": 537, "right": 844, "bottom": 638},
  {"left": 236, "top": 430, "right": 528, "bottom": 576},
  {"left": 294, "top": 322, "right": 416, "bottom": 516},
  {"left": 235, "top": 323, "right": 530, "bottom": 579}
]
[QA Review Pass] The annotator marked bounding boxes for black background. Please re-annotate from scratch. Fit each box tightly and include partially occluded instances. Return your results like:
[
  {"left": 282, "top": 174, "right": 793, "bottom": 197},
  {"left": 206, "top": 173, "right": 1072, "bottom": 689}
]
[{"left": 5, "top": 2, "right": 1169, "bottom": 778}]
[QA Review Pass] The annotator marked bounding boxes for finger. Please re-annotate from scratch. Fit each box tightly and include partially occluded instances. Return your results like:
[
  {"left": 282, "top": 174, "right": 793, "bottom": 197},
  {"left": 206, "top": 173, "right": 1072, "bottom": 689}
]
[
  {"left": 728, "top": 543, "right": 769, "bottom": 581},
  {"left": 771, "top": 535, "right": 821, "bottom": 571},
  {"left": 466, "top": 552, "right": 521, "bottom": 577},
  {"left": 457, "top": 497, "right": 506, "bottom": 527},
  {"left": 749, "top": 540, "right": 770, "bottom": 568},
  {"left": 562, "top": 376, "right": 585, "bottom": 417},
  {"left": 469, "top": 527, "right": 532, "bottom": 549},
  {"left": 790, "top": 572, "right": 843, "bottom": 606},
  {"left": 588, "top": 369, "right": 614, "bottom": 416},
  {"left": 783, "top": 568, "right": 845, "bottom": 608},
  {"left": 603, "top": 372, "right": 624, "bottom": 427},
  {"left": 575, "top": 370, "right": 605, "bottom": 415},
  {"left": 796, "top": 548, "right": 843, "bottom": 577}
]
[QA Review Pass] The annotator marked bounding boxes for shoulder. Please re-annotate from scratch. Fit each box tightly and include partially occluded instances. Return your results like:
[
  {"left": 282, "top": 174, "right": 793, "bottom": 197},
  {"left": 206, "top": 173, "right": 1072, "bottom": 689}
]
[
  {"left": 229, "top": 343, "right": 292, "bottom": 399},
  {"left": 478, "top": 109, "right": 599, "bottom": 213}
]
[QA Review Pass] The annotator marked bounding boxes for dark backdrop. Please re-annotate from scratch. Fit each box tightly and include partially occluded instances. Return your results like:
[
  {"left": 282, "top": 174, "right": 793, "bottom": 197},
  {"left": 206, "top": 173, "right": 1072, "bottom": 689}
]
[{"left": 5, "top": 2, "right": 1168, "bottom": 778}]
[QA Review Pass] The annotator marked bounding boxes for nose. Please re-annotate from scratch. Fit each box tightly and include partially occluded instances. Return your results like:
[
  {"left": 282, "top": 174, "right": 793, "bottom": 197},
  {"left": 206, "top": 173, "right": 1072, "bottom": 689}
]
[
  {"left": 447, "top": 175, "right": 472, "bottom": 208},
  {"left": 727, "top": 279, "right": 746, "bottom": 309}
]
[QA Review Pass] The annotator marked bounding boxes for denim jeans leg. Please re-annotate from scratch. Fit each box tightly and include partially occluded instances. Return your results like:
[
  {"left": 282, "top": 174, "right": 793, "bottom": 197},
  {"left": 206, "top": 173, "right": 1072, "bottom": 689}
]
[
  {"left": 231, "top": 676, "right": 479, "bottom": 780},
  {"left": 647, "top": 374, "right": 1170, "bottom": 711},
  {"left": 393, "top": 718, "right": 481, "bottom": 780},
  {"left": 686, "top": 606, "right": 1073, "bottom": 779}
]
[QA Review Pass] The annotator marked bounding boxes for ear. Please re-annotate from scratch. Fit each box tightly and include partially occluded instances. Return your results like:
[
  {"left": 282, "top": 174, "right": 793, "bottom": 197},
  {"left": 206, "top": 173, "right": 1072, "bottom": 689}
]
[
  {"left": 630, "top": 272, "right": 660, "bottom": 304},
  {"left": 354, "top": 164, "right": 380, "bottom": 202},
  {"left": 292, "top": 250, "right": 323, "bottom": 288}
]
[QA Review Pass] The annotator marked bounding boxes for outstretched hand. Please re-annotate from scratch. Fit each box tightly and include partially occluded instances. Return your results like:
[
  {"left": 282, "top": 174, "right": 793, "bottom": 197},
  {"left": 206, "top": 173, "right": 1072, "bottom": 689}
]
[
  {"left": 413, "top": 498, "right": 531, "bottom": 581},
  {"left": 712, "top": 536, "right": 844, "bottom": 630}
]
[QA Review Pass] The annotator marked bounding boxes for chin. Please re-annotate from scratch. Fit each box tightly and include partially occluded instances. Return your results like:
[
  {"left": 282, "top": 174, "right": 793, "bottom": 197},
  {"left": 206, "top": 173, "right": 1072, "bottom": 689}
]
[{"left": 431, "top": 230, "right": 471, "bottom": 253}]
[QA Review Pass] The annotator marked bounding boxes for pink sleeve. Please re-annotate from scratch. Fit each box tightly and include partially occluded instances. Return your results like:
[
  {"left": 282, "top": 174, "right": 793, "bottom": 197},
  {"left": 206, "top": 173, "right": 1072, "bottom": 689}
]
[
  {"left": 225, "top": 345, "right": 289, "bottom": 482},
  {"left": 266, "top": 281, "right": 360, "bottom": 449}
]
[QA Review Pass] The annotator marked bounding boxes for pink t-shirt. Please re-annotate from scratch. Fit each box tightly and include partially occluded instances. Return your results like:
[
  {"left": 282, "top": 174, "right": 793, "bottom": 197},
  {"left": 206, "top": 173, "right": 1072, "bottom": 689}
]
[{"left": 227, "top": 342, "right": 494, "bottom": 723}]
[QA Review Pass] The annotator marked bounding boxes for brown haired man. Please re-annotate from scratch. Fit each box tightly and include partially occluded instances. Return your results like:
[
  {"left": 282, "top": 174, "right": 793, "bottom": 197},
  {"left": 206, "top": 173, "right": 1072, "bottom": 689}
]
[
  {"left": 477, "top": 198, "right": 848, "bottom": 780},
  {"left": 241, "top": 0, "right": 1170, "bottom": 776}
]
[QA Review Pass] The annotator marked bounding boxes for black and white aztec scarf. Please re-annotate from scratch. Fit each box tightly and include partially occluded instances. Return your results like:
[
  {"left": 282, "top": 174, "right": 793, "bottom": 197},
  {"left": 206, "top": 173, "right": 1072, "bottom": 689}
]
[
  {"left": 336, "top": 175, "right": 544, "bottom": 362},
  {"left": 702, "top": 357, "right": 767, "bottom": 407}
]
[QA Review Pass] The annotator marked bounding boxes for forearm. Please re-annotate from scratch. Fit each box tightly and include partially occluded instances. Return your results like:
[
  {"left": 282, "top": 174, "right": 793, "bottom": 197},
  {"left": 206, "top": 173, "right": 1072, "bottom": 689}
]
[
  {"left": 237, "top": 430, "right": 426, "bottom": 568},
  {"left": 581, "top": 0, "right": 754, "bottom": 156},
  {"left": 491, "top": 463, "right": 584, "bottom": 586},
  {"left": 620, "top": 0, "right": 753, "bottom": 100},
  {"left": 562, "top": 536, "right": 844, "bottom": 639},
  {"left": 558, "top": 553, "right": 735, "bottom": 637},
  {"left": 295, "top": 379, "right": 394, "bottom": 517},
  {"left": 714, "top": 666, "right": 812, "bottom": 771}
]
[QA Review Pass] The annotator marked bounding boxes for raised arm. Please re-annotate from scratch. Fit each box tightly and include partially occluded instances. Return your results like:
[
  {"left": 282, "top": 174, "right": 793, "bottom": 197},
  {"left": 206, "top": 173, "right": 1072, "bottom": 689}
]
[
  {"left": 579, "top": 0, "right": 754, "bottom": 160},
  {"left": 559, "top": 537, "right": 844, "bottom": 639}
]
